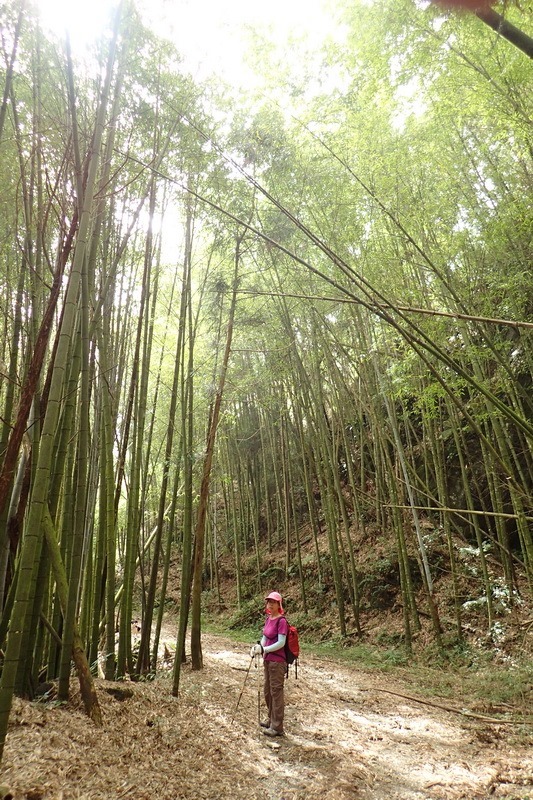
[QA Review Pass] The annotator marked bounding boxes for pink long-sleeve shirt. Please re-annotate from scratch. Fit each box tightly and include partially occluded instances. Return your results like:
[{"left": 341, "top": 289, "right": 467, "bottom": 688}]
[{"left": 261, "top": 615, "right": 288, "bottom": 663}]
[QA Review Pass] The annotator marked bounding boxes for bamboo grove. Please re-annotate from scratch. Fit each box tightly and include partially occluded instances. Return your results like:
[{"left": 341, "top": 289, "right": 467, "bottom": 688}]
[{"left": 0, "top": 0, "right": 532, "bottom": 758}]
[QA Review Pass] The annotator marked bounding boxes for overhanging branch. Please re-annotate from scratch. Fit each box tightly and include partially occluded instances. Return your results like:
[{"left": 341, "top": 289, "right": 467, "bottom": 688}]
[
  {"left": 474, "top": 6, "right": 533, "bottom": 58},
  {"left": 236, "top": 289, "right": 533, "bottom": 331}
]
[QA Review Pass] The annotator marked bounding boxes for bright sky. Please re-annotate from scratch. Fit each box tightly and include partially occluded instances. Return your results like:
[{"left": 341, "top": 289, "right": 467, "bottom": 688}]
[
  {"left": 36, "top": 0, "right": 339, "bottom": 86},
  {"left": 36, "top": 0, "right": 117, "bottom": 46},
  {"left": 34, "top": 0, "right": 343, "bottom": 264}
]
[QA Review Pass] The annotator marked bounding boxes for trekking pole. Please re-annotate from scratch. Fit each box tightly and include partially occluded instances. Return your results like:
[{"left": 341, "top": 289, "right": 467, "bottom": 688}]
[
  {"left": 231, "top": 654, "right": 255, "bottom": 723},
  {"left": 256, "top": 656, "right": 261, "bottom": 725}
]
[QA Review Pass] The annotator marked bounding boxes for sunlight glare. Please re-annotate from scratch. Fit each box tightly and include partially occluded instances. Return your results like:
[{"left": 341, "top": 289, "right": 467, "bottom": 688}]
[
  {"left": 36, "top": 0, "right": 118, "bottom": 47},
  {"left": 36, "top": 0, "right": 340, "bottom": 88},
  {"left": 140, "top": 0, "right": 339, "bottom": 85}
]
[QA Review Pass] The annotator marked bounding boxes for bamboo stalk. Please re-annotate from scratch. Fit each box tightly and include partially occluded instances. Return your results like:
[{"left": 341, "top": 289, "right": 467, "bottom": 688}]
[{"left": 384, "top": 504, "right": 533, "bottom": 521}]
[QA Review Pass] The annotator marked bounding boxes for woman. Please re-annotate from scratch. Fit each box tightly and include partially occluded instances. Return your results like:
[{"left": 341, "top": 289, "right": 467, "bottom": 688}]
[{"left": 250, "top": 591, "right": 288, "bottom": 737}]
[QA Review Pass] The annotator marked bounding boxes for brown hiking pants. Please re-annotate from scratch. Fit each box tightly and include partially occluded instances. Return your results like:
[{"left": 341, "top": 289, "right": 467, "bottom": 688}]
[{"left": 263, "top": 660, "right": 286, "bottom": 732}]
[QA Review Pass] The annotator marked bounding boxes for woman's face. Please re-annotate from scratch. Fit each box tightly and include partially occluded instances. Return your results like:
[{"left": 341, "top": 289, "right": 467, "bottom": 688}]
[{"left": 266, "top": 599, "right": 280, "bottom": 614}]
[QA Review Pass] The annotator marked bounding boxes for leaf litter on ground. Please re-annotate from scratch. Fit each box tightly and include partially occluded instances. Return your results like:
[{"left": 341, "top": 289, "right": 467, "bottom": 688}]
[{"left": 2, "top": 632, "right": 532, "bottom": 800}]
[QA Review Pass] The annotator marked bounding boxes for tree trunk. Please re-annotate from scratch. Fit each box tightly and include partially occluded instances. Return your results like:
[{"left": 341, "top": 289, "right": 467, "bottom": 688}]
[{"left": 190, "top": 235, "right": 241, "bottom": 670}]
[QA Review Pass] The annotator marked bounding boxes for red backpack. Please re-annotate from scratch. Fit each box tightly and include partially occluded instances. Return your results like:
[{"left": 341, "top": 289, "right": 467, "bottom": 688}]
[{"left": 277, "top": 617, "right": 300, "bottom": 678}]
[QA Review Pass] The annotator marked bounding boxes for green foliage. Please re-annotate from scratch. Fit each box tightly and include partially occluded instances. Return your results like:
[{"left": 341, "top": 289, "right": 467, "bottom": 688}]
[
  {"left": 297, "top": 636, "right": 411, "bottom": 670},
  {"left": 226, "top": 598, "right": 264, "bottom": 633},
  {"left": 260, "top": 565, "right": 286, "bottom": 583},
  {"left": 409, "top": 645, "right": 533, "bottom": 710},
  {"left": 359, "top": 557, "right": 400, "bottom": 610},
  {"left": 1, "top": 0, "right": 532, "bottom": 743}
]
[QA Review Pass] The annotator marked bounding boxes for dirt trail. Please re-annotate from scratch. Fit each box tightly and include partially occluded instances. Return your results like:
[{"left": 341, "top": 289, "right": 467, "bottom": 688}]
[
  {"left": 212, "top": 635, "right": 532, "bottom": 800},
  {"left": 2, "top": 631, "right": 532, "bottom": 799}
]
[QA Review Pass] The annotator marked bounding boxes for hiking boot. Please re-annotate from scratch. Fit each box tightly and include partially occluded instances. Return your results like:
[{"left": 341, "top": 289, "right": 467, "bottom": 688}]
[
  {"left": 263, "top": 727, "right": 283, "bottom": 737},
  {"left": 259, "top": 721, "right": 270, "bottom": 728}
]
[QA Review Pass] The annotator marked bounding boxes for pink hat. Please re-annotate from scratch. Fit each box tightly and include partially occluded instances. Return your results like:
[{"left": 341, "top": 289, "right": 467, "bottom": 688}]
[{"left": 265, "top": 591, "right": 284, "bottom": 615}]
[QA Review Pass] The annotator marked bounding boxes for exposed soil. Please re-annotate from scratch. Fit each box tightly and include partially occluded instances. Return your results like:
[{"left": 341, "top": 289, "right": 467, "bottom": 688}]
[{"left": 2, "top": 629, "right": 532, "bottom": 800}]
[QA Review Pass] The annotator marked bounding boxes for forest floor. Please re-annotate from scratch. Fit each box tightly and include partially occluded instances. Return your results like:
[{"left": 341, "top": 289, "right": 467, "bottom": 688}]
[{"left": 1, "top": 628, "right": 532, "bottom": 800}]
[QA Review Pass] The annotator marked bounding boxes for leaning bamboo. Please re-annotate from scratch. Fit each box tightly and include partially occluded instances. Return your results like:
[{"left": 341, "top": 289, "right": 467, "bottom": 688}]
[
  {"left": 190, "top": 234, "right": 241, "bottom": 671},
  {"left": 42, "top": 508, "right": 102, "bottom": 725},
  {"left": 0, "top": 3, "right": 122, "bottom": 758}
]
